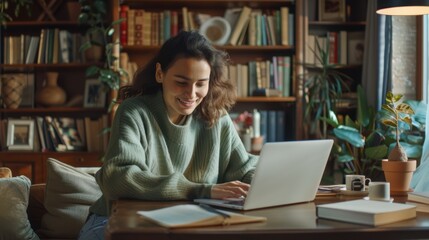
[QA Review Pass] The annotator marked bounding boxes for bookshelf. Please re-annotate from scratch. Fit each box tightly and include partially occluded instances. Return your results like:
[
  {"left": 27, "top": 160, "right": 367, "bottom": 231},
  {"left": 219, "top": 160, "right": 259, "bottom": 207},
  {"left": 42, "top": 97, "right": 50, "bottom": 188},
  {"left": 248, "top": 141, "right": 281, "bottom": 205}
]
[
  {"left": 0, "top": 1, "right": 107, "bottom": 183},
  {"left": 303, "top": 0, "right": 368, "bottom": 134},
  {"left": 114, "top": 0, "right": 304, "bottom": 142}
]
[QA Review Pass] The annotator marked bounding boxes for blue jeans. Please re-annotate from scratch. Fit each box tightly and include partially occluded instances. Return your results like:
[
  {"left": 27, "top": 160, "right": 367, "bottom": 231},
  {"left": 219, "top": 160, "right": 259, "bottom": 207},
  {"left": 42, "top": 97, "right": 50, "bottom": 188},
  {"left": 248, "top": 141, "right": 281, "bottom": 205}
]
[{"left": 78, "top": 213, "right": 109, "bottom": 240}]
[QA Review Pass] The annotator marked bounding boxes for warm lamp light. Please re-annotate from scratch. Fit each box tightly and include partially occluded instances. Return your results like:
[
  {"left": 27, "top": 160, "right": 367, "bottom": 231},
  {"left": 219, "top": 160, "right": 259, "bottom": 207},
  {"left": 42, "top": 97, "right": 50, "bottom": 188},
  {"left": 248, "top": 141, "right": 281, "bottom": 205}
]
[{"left": 377, "top": 0, "right": 429, "bottom": 15}]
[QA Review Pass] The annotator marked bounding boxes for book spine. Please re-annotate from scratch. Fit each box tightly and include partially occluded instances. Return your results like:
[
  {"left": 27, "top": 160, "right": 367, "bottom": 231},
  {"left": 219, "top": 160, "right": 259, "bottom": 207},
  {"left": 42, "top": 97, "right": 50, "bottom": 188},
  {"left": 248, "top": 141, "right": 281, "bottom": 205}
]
[
  {"left": 280, "top": 7, "right": 289, "bottom": 46},
  {"left": 229, "top": 6, "right": 251, "bottom": 46},
  {"left": 276, "top": 111, "right": 285, "bottom": 141},
  {"left": 283, "top": 56, "right": 291, "bottom": 97},
  {"left": 120, "top": 5, "right": 129, "bottom": 45},
  {"left": 171, "top": 11, "right": 179, "bottom": 37},
  {"left": 127, "top": 9, "right": 135, "bottom": 46},
  {"left": 134, "top": 10, "right": 144, "bottom": 45},
  {"left": 259, "top": 110, "right": 268, "bottom": 143},
  {"left": 267, "top": 110, "right": 276, "bottom": 142}
]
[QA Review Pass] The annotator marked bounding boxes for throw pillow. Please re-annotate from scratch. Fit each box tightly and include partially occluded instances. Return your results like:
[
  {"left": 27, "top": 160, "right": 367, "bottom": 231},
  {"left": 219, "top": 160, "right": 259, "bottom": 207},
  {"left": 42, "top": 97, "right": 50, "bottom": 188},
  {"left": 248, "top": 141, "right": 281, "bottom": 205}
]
[
  {"left": 38, "top": 158, "right": 102, "bottom": 239},
  {"left": 0, "top": 175, "right": 40, "bottom": 240}
]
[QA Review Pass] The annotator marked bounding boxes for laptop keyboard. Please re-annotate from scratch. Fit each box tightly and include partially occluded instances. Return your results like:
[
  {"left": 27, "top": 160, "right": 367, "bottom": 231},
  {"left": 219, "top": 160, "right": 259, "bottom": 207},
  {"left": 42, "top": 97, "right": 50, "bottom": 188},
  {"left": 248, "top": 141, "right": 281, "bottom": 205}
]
[{"left": 224, "top": 199, "right": 245, "bottom": 206}]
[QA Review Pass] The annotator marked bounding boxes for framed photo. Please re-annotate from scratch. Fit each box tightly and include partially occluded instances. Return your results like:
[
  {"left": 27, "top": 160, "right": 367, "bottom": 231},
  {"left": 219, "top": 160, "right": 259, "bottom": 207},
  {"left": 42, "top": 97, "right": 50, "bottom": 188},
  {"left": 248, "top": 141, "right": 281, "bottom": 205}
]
[
  {"left": 318, "top": 0, "right": 346, "bottom": 22},
  {"left": 6, "top": 119, "right": 34, "bottom": 150},
  {"left": 83, "top": 79, "right": 106, "bottom": 108}
]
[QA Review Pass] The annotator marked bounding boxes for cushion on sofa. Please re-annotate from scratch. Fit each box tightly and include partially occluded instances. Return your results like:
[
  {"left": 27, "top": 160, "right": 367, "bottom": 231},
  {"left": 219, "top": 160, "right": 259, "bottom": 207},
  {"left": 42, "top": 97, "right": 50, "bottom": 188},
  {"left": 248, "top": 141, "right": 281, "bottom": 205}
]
[
  {"left": 37, "top": 158, "right": 102, "bottom": 239},
  {"left": 0, "top": 175, "right": 40, "bottom": 240}
]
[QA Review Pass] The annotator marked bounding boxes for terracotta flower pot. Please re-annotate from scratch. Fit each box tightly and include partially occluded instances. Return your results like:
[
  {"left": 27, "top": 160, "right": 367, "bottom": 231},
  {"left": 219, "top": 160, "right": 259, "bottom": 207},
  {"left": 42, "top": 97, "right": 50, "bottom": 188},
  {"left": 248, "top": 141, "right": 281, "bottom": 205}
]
[{"left": 381, "top": 159, "right": 416, "bottom": 196}]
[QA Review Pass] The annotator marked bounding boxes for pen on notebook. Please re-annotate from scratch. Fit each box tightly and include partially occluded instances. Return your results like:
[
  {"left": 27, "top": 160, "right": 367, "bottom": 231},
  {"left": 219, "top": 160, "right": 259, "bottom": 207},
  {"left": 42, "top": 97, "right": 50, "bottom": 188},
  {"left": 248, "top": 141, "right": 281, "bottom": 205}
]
[{"left": 199, "top": 204, "right": 231, "bottom": 218}]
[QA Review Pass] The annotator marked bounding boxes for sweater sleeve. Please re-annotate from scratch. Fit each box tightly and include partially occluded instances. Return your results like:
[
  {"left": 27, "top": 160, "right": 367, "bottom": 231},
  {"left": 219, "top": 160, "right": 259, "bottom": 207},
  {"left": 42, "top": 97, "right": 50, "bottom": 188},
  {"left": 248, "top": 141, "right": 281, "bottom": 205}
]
[
  {"left": 219, "top": 115, "right": 259, "bottom": 184},
  {"left": 95, "top": 102, "right": 212, "bottom": 202}
]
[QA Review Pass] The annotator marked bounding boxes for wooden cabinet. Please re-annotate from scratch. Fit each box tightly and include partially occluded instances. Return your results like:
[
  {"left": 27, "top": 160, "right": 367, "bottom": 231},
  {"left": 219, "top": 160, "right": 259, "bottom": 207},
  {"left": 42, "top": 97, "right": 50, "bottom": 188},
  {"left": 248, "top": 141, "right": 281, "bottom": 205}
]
[
  {"left": 0, "top": 152, "right": 44, "bottom": 183},
  {"left": 0, "top": 1, "right": 108, "bottom": 182},
  {"left": 113, "top": 0, "right": 304, "bottom": 140},
  {"left": 0, "top": 152, "right": 102, "bottom": 183}
]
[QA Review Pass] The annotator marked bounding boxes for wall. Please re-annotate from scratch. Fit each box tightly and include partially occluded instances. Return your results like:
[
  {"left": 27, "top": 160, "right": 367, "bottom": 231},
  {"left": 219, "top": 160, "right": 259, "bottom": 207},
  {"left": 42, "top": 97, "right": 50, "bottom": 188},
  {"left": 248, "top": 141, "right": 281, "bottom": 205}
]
[{"left": 392, "top": 16, "right": 416, "bottom": 100}]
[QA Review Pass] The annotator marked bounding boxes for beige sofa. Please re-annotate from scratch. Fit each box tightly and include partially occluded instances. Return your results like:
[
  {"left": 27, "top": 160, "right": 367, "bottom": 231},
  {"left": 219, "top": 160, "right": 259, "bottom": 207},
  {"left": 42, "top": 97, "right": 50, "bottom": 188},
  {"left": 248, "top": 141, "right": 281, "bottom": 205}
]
[{"left": 0, "top": 159, "right": 101, "bottom": 240}]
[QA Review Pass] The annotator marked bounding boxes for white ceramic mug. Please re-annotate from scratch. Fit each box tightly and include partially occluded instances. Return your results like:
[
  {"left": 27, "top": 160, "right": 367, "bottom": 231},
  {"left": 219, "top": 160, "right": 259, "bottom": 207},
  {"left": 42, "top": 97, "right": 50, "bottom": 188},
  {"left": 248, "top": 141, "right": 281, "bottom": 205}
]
[
  {"left": 345, "top": 175, "right": 371, "bottom": 191},
  {"left": 368, "top": 182, "right": 390, "bottom": 201}
]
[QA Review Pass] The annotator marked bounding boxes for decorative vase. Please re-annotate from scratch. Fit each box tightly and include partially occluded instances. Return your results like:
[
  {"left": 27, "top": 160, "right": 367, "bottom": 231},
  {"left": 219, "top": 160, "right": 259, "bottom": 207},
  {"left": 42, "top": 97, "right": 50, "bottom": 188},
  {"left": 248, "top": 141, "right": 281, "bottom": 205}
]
[
  {"left": 1, "top": 74, "right": 25, "bottom": 109},
  {"left": 36, "top": 72, "right": 67, "bottom": 107},
  {"left": 382, "top": 159, "right": 416, "bottom": 196}
]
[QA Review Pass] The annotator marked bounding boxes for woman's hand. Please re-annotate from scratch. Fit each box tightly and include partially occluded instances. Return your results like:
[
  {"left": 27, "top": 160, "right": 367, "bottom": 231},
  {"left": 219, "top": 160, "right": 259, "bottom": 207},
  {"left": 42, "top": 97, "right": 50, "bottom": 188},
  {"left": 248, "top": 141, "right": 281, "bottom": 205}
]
[{"left": 211, "top": 181, "right": 250, "bottom": 199}]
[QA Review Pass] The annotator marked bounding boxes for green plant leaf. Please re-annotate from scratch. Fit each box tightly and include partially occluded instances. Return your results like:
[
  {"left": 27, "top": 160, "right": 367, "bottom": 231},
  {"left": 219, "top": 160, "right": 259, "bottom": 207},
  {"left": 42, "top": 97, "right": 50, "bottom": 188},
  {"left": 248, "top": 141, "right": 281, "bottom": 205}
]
[
  {"left": 397, "top": 103, "right": 415, "bottom": 115},
  {"left": 404, "top": 134, "right": 424, "bottom": 145},
  {"left": 382, "top": 104, "right": 396, "bottom": 116},
  {"left": 381, "top": 119, "right": 397, "bottom": 128},
  {"left": 393, "top": 93, "right": 403, "bottom": 103},
  {"left": 337, "top": 154, "right": 354, "bottom": 163},
  {"left": 78, "top": 12, "right": 89, "bottom": 24},
  {"left": 357, "top": 85, "right": 369, "bottom": 127},
  {"left": 85, "top": 66, "right": 100, "bottom": 77},
  {"left": 365, "top": 131, "right": 385, "bottom": 147},
  {"left": 79, "top": 41, "right": 92, "bottom": 52},
  {"left": 364, "top": 145, "right": 388, "bottom": 159},
  {"left": 345, "top": 115, "right": 359, "bottom": 129},
  {"left": 333, "top": 126, "right": 365, "bottom": 147},
  {"left": 107, "top": 27, "right": 114, "bottom": 36}
]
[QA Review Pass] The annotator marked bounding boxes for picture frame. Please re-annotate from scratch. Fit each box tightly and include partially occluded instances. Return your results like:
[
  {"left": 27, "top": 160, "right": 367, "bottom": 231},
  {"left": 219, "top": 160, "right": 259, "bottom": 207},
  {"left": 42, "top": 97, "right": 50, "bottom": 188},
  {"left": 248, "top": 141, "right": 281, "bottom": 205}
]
[
  {"left": 6, "top": 119, "right": 34, "bottom": 150},
  {"left": 318, "top": 0, "right": 346, "bottom": 22},
  {"left": 83, "top": 79, "right": 106, "bottom": 108}
]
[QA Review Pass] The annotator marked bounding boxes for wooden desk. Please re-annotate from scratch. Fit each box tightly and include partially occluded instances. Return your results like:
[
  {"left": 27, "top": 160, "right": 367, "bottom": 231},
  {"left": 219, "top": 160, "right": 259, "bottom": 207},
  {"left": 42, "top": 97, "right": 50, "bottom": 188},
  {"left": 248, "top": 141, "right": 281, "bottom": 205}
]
[{"left": 105, "top": 196, "right": 429, "bottom": 240}]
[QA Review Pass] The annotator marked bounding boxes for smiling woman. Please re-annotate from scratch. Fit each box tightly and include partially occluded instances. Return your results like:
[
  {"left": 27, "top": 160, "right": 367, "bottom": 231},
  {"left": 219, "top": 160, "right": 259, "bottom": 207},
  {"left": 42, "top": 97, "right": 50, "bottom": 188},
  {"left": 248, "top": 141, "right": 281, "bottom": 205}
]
[{"left": 78, "top": 31, "right": 259, "bottom": 240}]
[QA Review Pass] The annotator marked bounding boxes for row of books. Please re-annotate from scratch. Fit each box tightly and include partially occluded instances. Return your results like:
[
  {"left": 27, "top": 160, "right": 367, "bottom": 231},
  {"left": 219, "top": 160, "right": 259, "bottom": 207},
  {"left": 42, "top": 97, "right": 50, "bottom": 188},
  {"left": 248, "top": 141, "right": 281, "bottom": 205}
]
[
  {"left": 231, "top": 110, "right": 286, "bottom": 144},
  {"left": 121, "top": 6, "right": 179, "bottom": 46},
  {"left": 119, "top": 5, "right": 294, "bottom": 47},
  {"left": 230, "top": 6, "right": 294, "bottom": 47},
  {"left": 3, "top": 29, "right": 86, "bottom": 65},
  {"left": 0, "top": 116, "right": 108, "bottom": 153},
  {"left": 229, "top": 56, "right": 292, "bottom": 98},
  {"left": 305, "top": 31, "right": 365, "bottom": 66}
]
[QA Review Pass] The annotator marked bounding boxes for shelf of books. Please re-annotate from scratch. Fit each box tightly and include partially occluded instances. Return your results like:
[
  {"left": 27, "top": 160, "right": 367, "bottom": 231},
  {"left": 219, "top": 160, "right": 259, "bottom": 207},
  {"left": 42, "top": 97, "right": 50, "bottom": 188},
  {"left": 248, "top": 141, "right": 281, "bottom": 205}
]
[
  {"left": 116, "top": 0, "right": 301, "bottom": 141},
  {"left": 0, "top": 1, "right": 108, "bottom": 182}
]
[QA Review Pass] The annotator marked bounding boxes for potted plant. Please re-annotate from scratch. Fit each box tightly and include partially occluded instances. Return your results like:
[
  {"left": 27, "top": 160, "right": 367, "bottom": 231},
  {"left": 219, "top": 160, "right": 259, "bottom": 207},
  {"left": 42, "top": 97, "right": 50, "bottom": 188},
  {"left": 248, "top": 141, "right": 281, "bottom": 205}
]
[
  {"left": 303, "top": 39, "right": 352, "bottom": 139},
  {"left": 322, "top": 85, "right": 388, "bottom": 181},
  {"left": 78, "top": 0, "right": 126, "bottom": 91},
  {"left": 322, "top": 86, "right": 424, "bottom": 183},
  {"left": 0, "top": 0, "right": 32, "bottom": 25},
  {"left": 380, "top": 92, "right": 416, "bottom": 195}
]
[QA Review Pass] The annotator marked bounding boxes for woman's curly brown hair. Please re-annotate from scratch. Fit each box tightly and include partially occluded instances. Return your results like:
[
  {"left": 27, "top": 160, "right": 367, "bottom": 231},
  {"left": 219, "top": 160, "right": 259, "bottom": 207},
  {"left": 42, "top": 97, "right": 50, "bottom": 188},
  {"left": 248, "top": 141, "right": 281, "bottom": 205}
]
[{"left": 118, "top": 31, "right": 236, "bottom": 127}]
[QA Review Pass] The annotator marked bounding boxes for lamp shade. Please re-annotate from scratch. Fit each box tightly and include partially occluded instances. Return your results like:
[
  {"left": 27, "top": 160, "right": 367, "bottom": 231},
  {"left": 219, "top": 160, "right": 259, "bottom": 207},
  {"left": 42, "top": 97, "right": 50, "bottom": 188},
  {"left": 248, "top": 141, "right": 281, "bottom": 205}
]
[{"left": 377, "top": 0, "right": 429, "bottom": 15}]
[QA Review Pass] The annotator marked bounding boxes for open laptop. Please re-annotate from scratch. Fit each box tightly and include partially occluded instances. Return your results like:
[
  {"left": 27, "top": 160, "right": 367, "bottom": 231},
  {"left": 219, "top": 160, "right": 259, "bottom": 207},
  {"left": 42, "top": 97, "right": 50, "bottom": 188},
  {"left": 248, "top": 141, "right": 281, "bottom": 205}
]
[{"left": 194, "top": 139, "right": 333, "bottom": 210}]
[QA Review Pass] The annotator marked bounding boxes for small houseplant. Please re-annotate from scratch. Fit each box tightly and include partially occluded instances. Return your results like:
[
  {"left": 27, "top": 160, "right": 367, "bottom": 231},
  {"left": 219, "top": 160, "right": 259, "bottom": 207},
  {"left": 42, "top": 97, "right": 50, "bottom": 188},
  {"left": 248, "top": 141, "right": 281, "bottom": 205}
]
[
  {"left": 78, "top": 0, "right": 125, "bottom": 91},
  {"left": 0, "top": 0, "right": 31, "bottom": 25},
  {"left": 380, "top": 92, "right": 417, "bottom": 195},
  {"left": 322, "top": 86, "right": 423, "bottom": 182},
  {"left": 304, "top": 39, "right": 352, "bottom": 139}
]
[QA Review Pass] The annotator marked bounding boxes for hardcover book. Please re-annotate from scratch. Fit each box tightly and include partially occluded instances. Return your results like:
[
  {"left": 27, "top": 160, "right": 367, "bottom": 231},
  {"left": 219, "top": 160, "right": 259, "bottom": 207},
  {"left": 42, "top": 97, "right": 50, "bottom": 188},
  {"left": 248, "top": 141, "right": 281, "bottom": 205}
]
[
  {"left": 317, "top": 199, "right": 416, "bottom": 226},
  {"left": 408, "top": 191, "right": 429, "bottom": 205}
]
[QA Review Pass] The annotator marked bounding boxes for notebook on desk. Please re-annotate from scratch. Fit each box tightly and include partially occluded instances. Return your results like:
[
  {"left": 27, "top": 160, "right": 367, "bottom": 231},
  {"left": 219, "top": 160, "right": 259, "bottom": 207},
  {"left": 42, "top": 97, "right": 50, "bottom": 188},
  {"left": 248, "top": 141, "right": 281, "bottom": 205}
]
[{"left": 194, "top": 139, "right": 334, "bottom": 210}]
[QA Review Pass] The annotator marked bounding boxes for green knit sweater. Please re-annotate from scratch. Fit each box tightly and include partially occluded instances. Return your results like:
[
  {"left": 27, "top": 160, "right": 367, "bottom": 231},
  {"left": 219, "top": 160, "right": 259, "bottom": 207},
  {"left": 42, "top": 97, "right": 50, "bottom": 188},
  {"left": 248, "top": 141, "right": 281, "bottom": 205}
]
[{"left": 90, "top": 92, "right": 258, "bottom": 216}]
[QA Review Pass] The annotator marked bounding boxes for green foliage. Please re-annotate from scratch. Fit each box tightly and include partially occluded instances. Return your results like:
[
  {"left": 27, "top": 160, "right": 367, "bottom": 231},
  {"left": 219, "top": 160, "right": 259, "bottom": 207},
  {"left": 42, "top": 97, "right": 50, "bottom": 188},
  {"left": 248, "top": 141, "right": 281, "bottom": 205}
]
[
  {"left": 304, "top": 38, "right": 352, "bottom": 138},
  {"left": 0, "top": 0, "right": 32, "bottom": 25},
  {"left": 322, "top": 86, "right": 424, "bottom": 178},
  {"left": 379, "top": 92, "right": 414, "bottom": 135},
  {"left": 78, "top": 0, "right": 126, "bottom": 90}
]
